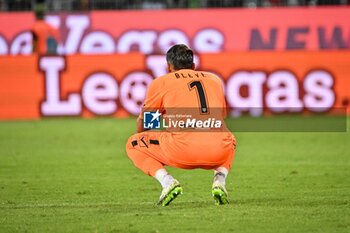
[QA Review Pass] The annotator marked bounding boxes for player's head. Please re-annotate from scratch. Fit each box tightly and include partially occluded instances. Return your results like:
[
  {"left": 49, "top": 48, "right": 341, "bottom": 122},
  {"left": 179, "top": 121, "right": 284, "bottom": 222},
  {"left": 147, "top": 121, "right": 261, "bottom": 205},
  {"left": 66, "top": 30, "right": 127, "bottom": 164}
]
[
  {"left": 166, "top": 44, "right": 195, "bottom": 72},
  {"left": 34, "top": 4, "right": 45, "bottom": 20}
]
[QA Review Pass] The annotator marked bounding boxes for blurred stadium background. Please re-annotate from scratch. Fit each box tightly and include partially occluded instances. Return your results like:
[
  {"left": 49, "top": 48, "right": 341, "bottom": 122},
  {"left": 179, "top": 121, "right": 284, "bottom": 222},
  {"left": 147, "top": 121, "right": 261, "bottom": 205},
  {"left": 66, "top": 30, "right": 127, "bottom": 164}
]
[
  {"left": 0, "top": 1, "right": 349, "bottom": 233},
  {"left": 0, "top": 0, "right": 349, "bottom": 10}
]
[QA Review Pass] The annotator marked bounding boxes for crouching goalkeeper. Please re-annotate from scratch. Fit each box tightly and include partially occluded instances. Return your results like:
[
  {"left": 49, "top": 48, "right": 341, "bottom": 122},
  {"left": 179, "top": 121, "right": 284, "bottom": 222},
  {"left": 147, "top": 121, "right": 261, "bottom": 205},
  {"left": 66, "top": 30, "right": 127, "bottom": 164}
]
[{"left": 125, "top": 44, "right": 236, "bottom": 206}]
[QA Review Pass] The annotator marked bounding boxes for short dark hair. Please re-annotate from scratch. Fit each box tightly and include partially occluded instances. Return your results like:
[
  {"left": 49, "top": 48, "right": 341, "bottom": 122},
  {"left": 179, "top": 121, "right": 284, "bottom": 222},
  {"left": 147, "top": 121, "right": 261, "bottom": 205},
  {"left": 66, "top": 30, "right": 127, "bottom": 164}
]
[
  {"left": 35, "top": 4, "right": 45, "bottom": 20},
  {"left": 166, "top": 44, "right": 194, "bottom": 70}
]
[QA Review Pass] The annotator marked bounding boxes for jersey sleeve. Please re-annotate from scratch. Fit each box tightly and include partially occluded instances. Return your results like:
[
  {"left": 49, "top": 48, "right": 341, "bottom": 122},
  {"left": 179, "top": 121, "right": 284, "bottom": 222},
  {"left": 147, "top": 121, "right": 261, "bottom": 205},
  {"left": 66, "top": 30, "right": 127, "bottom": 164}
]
[{"left": 139, "top": 78, "right": 164, "bottom": 119}]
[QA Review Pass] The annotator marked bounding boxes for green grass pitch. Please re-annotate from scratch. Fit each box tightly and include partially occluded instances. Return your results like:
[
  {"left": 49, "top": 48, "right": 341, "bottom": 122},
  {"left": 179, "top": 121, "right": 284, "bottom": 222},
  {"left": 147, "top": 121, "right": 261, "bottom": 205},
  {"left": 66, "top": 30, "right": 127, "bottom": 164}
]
[{"left": 0, "top": 118, "right": 349, "bottom": 233}]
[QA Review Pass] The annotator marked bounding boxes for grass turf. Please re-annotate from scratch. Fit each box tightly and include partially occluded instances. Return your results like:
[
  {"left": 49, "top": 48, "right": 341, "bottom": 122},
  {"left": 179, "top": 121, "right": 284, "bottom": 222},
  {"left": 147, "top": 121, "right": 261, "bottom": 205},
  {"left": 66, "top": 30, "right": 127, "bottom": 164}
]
[{"left": 0, "top": 118, "right": 349, "bottom": 233}]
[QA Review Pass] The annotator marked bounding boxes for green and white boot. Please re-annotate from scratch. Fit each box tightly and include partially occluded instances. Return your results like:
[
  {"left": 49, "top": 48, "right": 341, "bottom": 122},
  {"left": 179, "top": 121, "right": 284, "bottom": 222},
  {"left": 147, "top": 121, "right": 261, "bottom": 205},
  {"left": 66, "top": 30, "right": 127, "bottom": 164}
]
[
  {"left": 212, "top": 181, "right": 229, "bottom": 205},
  {"left": 157, "top": 179, "right": 183, "bottom": 206}
]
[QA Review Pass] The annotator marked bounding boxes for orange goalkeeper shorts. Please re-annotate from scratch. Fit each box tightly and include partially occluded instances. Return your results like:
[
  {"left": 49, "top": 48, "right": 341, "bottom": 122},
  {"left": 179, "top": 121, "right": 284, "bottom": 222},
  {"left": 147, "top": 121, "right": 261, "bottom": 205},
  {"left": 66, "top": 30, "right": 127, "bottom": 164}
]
[{"left": 125, "top": 131, "right": 236, "bottom": 176}]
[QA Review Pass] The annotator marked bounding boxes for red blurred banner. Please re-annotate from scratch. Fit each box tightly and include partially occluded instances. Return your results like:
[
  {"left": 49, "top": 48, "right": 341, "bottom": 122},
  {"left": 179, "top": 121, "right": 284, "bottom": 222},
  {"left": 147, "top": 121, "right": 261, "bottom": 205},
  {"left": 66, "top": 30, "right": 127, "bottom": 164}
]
[
  {"left": 0, "top": 52, "right": 349, "bottom": 120},
  {"left": 0, "top": 7, "right": 349, "bottom": 55}
]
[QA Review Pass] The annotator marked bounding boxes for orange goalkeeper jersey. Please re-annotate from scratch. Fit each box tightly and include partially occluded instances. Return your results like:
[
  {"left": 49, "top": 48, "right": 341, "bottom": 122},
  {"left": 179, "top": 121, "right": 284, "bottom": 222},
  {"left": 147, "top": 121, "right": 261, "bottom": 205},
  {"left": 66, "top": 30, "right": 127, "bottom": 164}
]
[
  {"left": 134, "top": 69, "right": 235, "bottom": 170},
  {"left": 140, "top": 69, "right": 227, "bottom": 120},
  {"left": 139, "top": 69, "right": 235, "bottom": 167}
]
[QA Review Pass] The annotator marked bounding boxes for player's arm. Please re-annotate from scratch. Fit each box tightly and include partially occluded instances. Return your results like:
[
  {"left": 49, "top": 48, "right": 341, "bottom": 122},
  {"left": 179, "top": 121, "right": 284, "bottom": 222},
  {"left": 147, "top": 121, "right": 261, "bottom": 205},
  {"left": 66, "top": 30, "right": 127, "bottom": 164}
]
[
  {"left": 137, "top": 78, "right": 163, "bottom": 133},
  {"left": 136, "top": 116, "right": 144, "bottom": 133}
]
